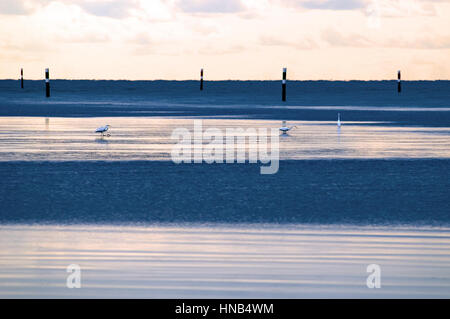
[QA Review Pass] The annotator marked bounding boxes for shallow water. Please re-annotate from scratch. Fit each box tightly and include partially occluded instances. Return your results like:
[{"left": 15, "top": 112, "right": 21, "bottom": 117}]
[
  {"left": 0, "top": 117, "right": 449, "bottom": 161},
  {"left": 0, "top": 79, "right": 449, "bottom": 298},
  {"left": 1, "top": 159, "right": 448, "bottom": 225},
  {"left": 1, "top": 224, "right": 449, "bottom": 298},
  {"left": 1, "top": 80, "right": 449, "bottom": 127}
]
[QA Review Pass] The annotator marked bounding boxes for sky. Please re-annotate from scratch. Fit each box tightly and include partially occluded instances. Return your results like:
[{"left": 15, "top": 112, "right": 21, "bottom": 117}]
[{"left": 0, "top": 0, "right": 449, "bottom": 80}]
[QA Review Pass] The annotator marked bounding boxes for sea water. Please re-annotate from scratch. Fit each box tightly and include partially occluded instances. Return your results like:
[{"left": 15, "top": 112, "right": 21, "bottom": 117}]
[{"left": 0, "top": 80, "right": 449, "bottom": 297}]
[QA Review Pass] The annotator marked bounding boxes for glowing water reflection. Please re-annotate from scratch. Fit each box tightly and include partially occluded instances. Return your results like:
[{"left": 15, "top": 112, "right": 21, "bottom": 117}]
[
  {"left": 0, "top": 224, "right": 449, "bottom": 298},
  {"left": 0, "top": 117, "right": 449, "bottom": 161}
]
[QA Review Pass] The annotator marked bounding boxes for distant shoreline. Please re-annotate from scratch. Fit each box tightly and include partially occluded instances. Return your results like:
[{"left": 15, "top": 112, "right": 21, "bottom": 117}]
[{"left": 1, "top": 79, "right": 450, "bottom": 82}]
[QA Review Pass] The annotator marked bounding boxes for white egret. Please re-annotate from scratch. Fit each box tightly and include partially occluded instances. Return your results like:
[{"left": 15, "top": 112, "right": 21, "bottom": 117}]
[
  {"left": 95, "top": 124, "right": 111, "bottom": 136},
  {"left": 279, "top": 120, "right": 296, "bottom": 134},
  {"left": 337, "top": 113, "right": 341, "bottom": 128}
]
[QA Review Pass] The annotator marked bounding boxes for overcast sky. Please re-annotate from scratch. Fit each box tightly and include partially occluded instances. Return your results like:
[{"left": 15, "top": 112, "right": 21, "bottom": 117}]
[{"left": 1, "top": 0, "right": 449, "bottom": 80}]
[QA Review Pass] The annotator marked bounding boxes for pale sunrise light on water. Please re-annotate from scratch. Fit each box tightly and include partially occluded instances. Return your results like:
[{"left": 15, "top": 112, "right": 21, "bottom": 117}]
[
  {"left": 0, "top": 117, "right": 449, "bottom": 161},
  {"left": 1, "top": 224, "right": 449, "bottom": 298}
]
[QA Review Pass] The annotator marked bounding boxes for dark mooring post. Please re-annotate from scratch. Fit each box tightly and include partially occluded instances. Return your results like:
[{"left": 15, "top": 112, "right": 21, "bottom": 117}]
[
  {"left": 200, "top": 68, "right": 204, "bottom": 91},
  {"left": 20, "top": 68, "right": 24, "bottom": 89},
  {"left": 45, "top": 68, "right": 50, "bottom": 98},
  {"left": 397, "top": 70, "right": 401, "bottom": 93},
  {"left": 282, "top": 67, "right": 287, "bottom": 101}
]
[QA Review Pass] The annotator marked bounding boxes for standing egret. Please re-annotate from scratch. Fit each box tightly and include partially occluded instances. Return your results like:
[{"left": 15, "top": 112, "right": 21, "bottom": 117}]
[
  {"left": 337, "top": 113, "right": 341, "bottom": 128},
  {"left": 279, "top": 120, "right": 296, "bottom": 134},
  {"left": 95, "top": 124, "right": 111, "bottom": 136}
]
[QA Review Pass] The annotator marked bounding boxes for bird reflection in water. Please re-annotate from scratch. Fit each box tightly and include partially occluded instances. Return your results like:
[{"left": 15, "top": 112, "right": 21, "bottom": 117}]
[{"left": 95, "top": 137, "right": 109, "bottom": 144}]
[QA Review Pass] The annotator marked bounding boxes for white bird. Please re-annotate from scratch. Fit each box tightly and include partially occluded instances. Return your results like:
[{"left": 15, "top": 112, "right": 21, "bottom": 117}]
[
  {"left": 95, "top": 124, "right": 111, "bottom": 136},
  {"left": 337, "top": 113, "right": 341, "bottom": 128},
  {"left": 279, "top": 120, "right": 296, "bottom": 134}
]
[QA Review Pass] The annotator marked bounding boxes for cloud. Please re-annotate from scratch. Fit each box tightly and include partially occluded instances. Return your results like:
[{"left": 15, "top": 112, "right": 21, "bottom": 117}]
[
  {"left": 320, "top": 27, "right": 450, "bottom": 49},
  {"left": 1, "top": 0, "right": 138, "bottom": 19},
  {"left": 259, "top": 35, "right": 319, "bottom": 49},
  {"left": 197, "top": 44, "right": 246, "bottom": 54},
  {"left": 321, "top": 28, "right": 373, "bottom": 47},
  {"left": 386, "top": 35, "right": 450, "bottom": 49},
  {"left": 281, "top": 0, "right": 441, "bottom": 16},
  {"left": 278, "top": 0, "right": 367, "bottom": 10},
  {"left": 79, "top": 0, "right": 134, "bottom": 18},
  {"left": 177, "top": 0, "right": 245, "bottom": 13},
  {"left": 0, "top": 0, "right": 32, "bottom": 15},
  {"left": 300, "top": 0, "right": 365, "bottom": 10},
  {"left": 259, "top": 28, "right": 450, "bottom": 51},
  {"left": 364, "top": 0, "right": 438, "bottom": 18},
  {"left": 128, "top": 33, "right": 153, "bottom": 45},
  {"left": 53, "top": 32, "right": 111, "bottom": 43}
]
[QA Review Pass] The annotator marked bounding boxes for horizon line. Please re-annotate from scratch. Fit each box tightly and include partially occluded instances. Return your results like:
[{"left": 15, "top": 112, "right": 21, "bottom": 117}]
[{"left": 1, "top": 78, "right": 449, "bottom": 82}]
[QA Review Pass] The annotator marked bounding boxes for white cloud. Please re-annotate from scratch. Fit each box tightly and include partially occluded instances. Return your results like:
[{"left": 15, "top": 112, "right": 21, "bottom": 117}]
[
  {"left": 78, "top": 0, "right": 134, "bottom": 18},
  {"left": 0, "top": 0, "right": 33, "bottom": 15},
  {"left": 300, "top": 0, "right": 365, "bottom": 10},
  {"left": 177, "top": 0, "right": 245, "bottom": 13}
]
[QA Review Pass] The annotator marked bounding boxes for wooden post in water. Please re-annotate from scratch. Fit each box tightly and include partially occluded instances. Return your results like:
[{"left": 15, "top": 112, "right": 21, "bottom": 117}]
[
  {"left": 282, "top": 67, "right": 287, "bottom": 101},
  {"left": 21, "top": 68, "right": 24, "bottom": 89},
  {"left": 397, "top": 70, "right": 401, "bottom": 93},
  {"left": 45, "top": 68, "right": 50, "bottom": 98},
  {"left": 200, "top": 68, "right": 204, "bottom": 91}
]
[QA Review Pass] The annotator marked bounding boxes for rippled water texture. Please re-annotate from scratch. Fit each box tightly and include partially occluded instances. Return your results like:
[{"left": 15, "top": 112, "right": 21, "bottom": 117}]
[
  {"left": 0, "top": 117, "right": 449, "bottom": 161},
  {"left": 1, "top": 80, "right": 449, "bottom": 298},
  {"left": 1, "top": 224, "right": 449, "bottom": 298}
]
